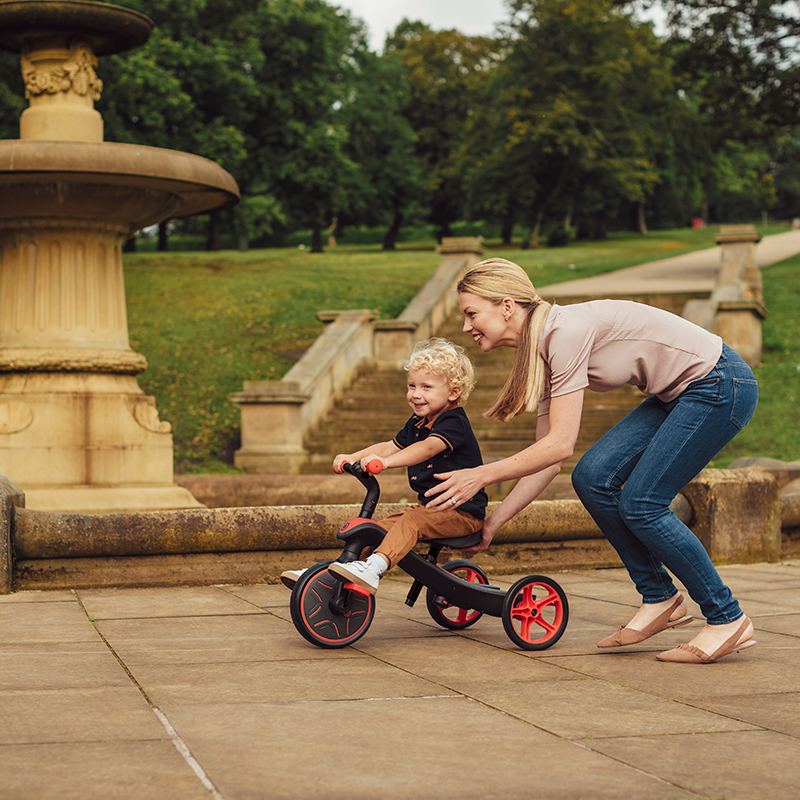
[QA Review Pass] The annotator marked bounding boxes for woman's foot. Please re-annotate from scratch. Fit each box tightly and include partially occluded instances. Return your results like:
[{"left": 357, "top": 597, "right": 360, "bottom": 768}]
[
  {"left": 597, "top": 593, "right": 693, "bottom": 648},
  {"left": 656, "top": 615, "right": 756, "bottom": 663}
]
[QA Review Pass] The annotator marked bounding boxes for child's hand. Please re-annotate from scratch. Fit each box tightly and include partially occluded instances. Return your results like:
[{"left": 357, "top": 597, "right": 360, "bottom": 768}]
[
  {"left": 332, "top": 454, "right": 354, "bottom": 474},
  {"left": 360, "top": 454, "right": 387, "bottom": 474}
]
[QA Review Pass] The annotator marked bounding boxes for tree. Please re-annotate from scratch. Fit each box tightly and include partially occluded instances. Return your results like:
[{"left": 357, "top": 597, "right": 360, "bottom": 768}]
[
  {"left": 337, "top": 49, "right": 424, "bottom": 249},
  {"left": 483, "top": 0, "right": 669, "bottom": 244},
  {"left": 386, "top": 22, "right": 501, "bottom": 240},
  {"left": 0, "top": 51, "right": 25, "bottom": 139},
  {"left": 651, "top": 0, "right": 800, "bottom": 221},
  {"left": 102, "top": 0, "right": 372, "bottom": 252}
]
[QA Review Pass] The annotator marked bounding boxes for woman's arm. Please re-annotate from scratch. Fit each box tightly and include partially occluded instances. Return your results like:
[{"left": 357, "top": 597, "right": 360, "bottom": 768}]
[{"left": 424, "top": 389, "right": 585, "bottom": 509}]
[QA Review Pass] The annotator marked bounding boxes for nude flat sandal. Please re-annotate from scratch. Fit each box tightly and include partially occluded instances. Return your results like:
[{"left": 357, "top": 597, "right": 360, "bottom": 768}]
[
  {"left": 656, "top": 616, "right": 757, "bottom": 663},
  {"left": 597, "top": 593, "right": 693, "bottom": 648}
]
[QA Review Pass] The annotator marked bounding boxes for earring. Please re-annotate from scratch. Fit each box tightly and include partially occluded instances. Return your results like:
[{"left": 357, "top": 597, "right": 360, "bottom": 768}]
[{"left": 504, "top": 314, "right": 509, "bottom": 321}]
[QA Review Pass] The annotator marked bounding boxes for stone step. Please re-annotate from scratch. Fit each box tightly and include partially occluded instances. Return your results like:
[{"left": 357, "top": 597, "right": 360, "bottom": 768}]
[{"left": 302, "top": 311, "right": 642, "bottom": 481}]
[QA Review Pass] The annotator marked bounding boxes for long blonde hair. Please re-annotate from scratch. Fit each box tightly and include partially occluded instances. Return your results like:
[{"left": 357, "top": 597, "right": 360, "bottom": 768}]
[{"left": 457, "top": 258, "right": 552, "bottom": 421}]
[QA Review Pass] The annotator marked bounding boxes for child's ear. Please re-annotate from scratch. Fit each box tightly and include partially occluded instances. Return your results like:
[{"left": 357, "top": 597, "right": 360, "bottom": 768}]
[{"left": 448, "top": 385, "right": 463, "bottom": 402}]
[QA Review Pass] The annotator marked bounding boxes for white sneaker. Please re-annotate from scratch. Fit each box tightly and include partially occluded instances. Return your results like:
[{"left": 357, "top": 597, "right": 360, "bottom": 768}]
[
  {"left": 280, "top": 568, "right": 307, "bottom": 589},
  {"left": 328, "top": 561, "right": 381, "bottom": 595}
]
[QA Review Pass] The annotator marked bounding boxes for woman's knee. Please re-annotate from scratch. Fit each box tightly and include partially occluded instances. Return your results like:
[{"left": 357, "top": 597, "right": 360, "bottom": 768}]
[{"left": 571, "top": 457, "right": 602, "bottom": 506}]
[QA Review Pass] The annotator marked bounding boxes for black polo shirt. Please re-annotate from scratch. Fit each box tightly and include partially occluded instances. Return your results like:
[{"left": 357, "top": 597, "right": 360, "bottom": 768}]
[{"left": 393, "top": 406, "right": 488, "bottom": 520}]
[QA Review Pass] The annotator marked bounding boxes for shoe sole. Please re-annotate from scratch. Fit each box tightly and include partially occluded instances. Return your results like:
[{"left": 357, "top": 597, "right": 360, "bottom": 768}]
[{"left": 327, "top": 564, "right": 378, "bottom": 595}]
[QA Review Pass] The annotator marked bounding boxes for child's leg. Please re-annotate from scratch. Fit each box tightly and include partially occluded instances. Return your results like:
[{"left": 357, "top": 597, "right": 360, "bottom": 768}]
[
  {"left": 329, "top": 505, "right": 482, "bottom": 594},
  {"left": 374, "top": 505, "right": 483, "bottom": 569}
]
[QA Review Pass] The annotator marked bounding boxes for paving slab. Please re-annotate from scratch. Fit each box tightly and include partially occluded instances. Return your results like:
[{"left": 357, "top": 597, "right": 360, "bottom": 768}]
[
  {"left": 587, "top": 729, "right": 800, "bottom": 800},
  {"left": 0, "top": 741, "right": 211, "bottom": 800},
  {"left": 77, "top": 585, "right": 265, "bottom": 619},
  {"left": 164, "top": 697, "right": 696, "bottom": 800},
  {"left": 2, "top": 564, "right": 799, "bottom": 799},
  {"left": 0, "top": 686, "right": 165, "bottom": 744}
]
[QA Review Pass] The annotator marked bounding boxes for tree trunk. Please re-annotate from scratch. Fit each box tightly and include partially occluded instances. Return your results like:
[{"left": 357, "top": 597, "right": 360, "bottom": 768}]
[
  {"left": 637, "top": 202, "right": 648, "bottom": 235},
  {"left": 383, "top": 210, "right": 403, "bottom": 250},
  {"left": 523, "top": 208, "right": 545, "bottom": 249},
  {"left": 564, "top": 198, "right": 573, "bottom": 231},
  {"left": 311, "top": 224, "right": 324, "bottom": 253},
  {"left": 206, "top": 211, "right": 220, "bottom": 251},
  {"left": 594, "top": 210, "right": 607, "bottom": 240},
  {"left": 500, "top": 215, "right": 514, "bottom": 246},
  {"left": 702, "top": 174, "right": 711, "bottom": 224},
  {"left": 158, "top": 220, "right": 169, "bottom": 252}
]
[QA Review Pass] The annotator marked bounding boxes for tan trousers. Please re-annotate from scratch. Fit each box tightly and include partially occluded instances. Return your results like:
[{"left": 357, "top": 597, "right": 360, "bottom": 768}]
[{"left": 371, "top": 503, "right": 484, "bottom": 569}]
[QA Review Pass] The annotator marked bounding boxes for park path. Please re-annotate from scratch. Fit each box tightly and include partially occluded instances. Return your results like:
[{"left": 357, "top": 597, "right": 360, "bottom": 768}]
[{"left": 539, "top": 227, "right": 800, "bottom": 298}]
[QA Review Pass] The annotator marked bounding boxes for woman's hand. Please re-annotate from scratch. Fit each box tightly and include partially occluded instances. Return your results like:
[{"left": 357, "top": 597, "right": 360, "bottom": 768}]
[
  {"left": 424, "top": 467, "right": 484, "bottom": 510},
  {"left": 464, "top": 523, "right": 497, "bottom": 552}
]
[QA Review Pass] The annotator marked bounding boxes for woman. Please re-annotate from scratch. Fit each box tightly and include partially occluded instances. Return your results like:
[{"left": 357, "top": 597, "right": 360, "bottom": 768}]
[{"left": 426, "top": 258, "right": 759, "bottom": 664}]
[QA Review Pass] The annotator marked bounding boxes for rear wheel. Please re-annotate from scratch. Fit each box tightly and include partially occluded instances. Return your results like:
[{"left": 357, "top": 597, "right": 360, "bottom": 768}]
[
  {"left": 290, "top": 562, "right": 375, "bottom": 648},
  {"left": 502, "top": 575, "right": 568, "bottom": 650},
  {"left": 425, "top": 559, "right": 489, "bottom": 630}
]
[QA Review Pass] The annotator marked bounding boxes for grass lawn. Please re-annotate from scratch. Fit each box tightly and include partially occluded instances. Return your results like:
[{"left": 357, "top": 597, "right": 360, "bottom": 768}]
[
  {"left": 711, "top": 252, "right": 800, "bottom": 468},
  {"left": 123, "top": 223, "right": 796, "bottom": 472}
]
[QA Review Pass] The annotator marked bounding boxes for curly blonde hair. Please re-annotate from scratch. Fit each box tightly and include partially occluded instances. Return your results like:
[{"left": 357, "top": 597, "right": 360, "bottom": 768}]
[{"left": 404, "top": 338, "right": 476, "bottom": 402}]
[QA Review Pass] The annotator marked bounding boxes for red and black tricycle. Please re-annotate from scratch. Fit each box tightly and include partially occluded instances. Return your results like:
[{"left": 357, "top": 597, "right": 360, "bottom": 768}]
[{"left": 289, "top": 462, "right": 569, "bottom": 651}]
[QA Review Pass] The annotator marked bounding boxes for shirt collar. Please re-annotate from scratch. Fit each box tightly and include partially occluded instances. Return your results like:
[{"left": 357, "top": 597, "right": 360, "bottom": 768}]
[{"left": 415, "top": 400, "right": 459, "bottom": 429}]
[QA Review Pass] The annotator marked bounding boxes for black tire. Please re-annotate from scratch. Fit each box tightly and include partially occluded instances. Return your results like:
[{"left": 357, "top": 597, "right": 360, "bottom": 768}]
[
  {"left": 502, "top": 575, "right": 568, "bottom": 650},
  {"left": 290, "top": 561, "right": 375, "bottom": 648},
  {"left": 425, "top": 559, "right": 489, "bottom": 630}
]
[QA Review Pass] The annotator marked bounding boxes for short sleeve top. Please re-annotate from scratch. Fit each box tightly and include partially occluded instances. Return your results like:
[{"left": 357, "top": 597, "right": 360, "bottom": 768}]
[
  {"left": 537, "top": 300, "right": 723, "bottom": 416},
  {"left": 393, "top": 407, "right": 488, "bottom": 519}
]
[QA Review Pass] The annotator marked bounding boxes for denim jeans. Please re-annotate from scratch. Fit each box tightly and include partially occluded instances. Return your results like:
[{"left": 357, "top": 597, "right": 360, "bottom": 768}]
[{"left": 572, "top": 344, "right": 759, "bottom": 625}]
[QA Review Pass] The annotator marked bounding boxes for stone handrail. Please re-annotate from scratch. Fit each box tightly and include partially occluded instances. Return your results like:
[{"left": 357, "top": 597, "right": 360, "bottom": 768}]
[
  {"left": 230, "top": 237, "right": 486, "bottom": 474},
  {"left": 682, "top": 224, "right": 767, "bottom": 366}
]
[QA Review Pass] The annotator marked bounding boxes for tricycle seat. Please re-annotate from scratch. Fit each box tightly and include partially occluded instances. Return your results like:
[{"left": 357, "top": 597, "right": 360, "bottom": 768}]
[{"left": 427, "top": 531, "right": 482, "bottom": 550}]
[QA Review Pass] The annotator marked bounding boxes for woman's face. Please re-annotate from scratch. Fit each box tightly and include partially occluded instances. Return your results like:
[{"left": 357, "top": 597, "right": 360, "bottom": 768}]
[{"left": 459, "top": 291, "right": 518, "bottom": 351}]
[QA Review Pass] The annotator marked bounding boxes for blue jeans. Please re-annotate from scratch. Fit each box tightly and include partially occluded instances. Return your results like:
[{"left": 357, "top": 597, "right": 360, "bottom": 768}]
[{"left": 572, "top": 345, "right": 759, "bottom": 625}]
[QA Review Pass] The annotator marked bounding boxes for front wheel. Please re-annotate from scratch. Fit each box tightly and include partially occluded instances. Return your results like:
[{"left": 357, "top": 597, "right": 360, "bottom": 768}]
[
  {"left": 290, "top": 561, "right": 375, "bottom": 648},
  {"left": 425, "top": 559, "right": 489, "bottom": 630},
  {"left": 502, "top": 575, "right": 568, "bottom": 651}
]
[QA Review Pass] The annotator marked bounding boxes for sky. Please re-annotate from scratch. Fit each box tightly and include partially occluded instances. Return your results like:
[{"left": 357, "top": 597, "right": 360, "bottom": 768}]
[
  {"left": 335, "top": 0, "right": 509, "bottom": 51},
  {"left": 335, "top": 1, "right": 667, "bottom": 51}
]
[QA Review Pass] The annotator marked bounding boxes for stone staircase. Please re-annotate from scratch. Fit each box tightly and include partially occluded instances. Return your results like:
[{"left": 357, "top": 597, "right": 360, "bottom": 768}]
[{"left": 302, "top": 311, "right": 644, "bottom": 478}]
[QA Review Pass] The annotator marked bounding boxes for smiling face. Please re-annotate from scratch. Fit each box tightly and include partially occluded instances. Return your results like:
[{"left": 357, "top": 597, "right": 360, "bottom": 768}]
[
  {"left": 406, "top": 367, "right": 461, "bottom": 420},
  {"left": 459, "top": 291, "right": 519, "bottom": 351}
]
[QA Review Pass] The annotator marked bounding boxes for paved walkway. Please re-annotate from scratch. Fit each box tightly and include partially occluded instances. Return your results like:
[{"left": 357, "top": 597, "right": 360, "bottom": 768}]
[
  {"left": 4, "top": 231, "right": 800, "bottom": 800},
  {"left": 2, "top": 562, "right": 799, "bottom": 799},
  {"left": 539, "top": 227, "right": 800, "bottom": 297}
]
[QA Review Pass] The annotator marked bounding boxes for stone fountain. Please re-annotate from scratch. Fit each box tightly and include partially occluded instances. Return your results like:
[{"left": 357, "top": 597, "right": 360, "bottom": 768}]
[{"left": 0, "top": 0, "right": 240, "bottom": 513}]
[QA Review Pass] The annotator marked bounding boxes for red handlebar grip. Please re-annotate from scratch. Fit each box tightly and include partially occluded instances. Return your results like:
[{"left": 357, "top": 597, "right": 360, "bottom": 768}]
[{"left": 365, "top": 459, "right": 383, "bottom": 474}]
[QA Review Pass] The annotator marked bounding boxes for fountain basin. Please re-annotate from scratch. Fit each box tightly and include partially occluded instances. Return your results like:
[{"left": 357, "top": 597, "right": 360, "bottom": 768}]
[{"left": 0, "top": 140, "right": 239, "bottom": 225}]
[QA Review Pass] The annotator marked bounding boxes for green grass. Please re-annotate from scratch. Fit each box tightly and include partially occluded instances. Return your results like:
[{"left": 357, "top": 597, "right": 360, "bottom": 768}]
[
  {"left": 123, "top": 224, "right": 795, "bottom": 472},
  {"left": 711, "top": 252, "right": 800, "bottom": 467}
]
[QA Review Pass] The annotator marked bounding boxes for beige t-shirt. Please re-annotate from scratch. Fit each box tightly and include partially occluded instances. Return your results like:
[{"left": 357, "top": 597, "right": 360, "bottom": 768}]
[{"left": 537, "top": 300, "right": 723, "bottom": 416}]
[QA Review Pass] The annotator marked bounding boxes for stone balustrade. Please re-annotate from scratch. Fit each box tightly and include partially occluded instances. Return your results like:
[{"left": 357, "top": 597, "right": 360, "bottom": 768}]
[
  {"left": 230, "top": 237, "right": 486, "bottom": 474},
  {"left": 682, "top": 224, "right": 767, "bottom": 366},
  {"left": 2, "top": 467, "right": 795, "bottom": 592}
]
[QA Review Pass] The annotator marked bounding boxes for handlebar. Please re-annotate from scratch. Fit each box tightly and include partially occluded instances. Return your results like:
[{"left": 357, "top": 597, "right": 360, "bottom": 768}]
[{"left": 343, "top": 462, "right": 381, "bottom": 519}]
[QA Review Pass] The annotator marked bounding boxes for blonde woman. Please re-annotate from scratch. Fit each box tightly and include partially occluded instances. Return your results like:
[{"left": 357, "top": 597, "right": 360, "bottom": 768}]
[{"left": 426, "top": 258, "right": 759, "bottom": 664}]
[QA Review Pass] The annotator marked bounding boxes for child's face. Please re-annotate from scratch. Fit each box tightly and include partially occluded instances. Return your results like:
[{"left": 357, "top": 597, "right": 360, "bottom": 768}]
[{"left": 406, "top": 368, "right": 461, "bottom": 420}]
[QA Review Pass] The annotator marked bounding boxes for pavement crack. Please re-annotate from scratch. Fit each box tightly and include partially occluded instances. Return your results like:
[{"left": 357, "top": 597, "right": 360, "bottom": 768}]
[{"left": 73, "top": 591, "right": 228, "bottom": 800}]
